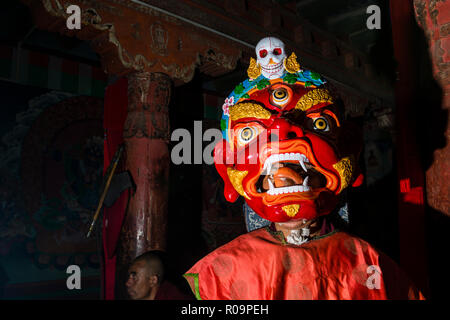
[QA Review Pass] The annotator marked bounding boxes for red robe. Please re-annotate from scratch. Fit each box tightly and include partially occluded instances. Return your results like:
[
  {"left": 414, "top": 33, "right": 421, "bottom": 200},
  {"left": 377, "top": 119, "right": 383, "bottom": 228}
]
[
  {"left": 155, "top": 281, "right": 193, "bottom": 300},
  {"left": 184, "top": 227, "right": 424, "bottom": 300}
]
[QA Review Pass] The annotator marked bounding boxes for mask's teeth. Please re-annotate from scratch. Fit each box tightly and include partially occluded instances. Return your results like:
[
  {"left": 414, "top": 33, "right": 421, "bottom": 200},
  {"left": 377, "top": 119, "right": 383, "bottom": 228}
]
[
  {"left": 299, "top": 156, "right": 308, "bottom": 172},
  {"left": 262, "top": 158, "right": 271, "bottom": 175},
  {"left": 262, "top": 163, "right": 268, "bottom": 175},
  {"left": 267, "top": 177, "right": 276, "bottom": 195},
  {"left": 268, "top": 178, "right": 275, "bottom": 190},
  {"left": 303, "top": 176, "right": 309, "bottom": 187}
]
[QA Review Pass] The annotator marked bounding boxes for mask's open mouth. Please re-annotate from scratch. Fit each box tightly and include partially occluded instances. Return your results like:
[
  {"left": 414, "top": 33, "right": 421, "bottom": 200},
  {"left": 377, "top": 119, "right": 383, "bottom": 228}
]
[
  {"left": 255, "top": 153, "right": 327, "bottom": 195},
  {"left": 261, "top": 62, "right": 283, "bottom": 74}
]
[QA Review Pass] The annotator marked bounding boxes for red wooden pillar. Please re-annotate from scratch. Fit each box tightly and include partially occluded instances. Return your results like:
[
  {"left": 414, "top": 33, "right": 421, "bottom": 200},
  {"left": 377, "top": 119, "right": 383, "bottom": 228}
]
[
  {"left": 116, "top": 71, "right": 172, "bottom": 298},
  {"left": 413, "top": 0, "right": 450, "bottom": 298},
  {"left": 413, "top": 0, "right": 450, "bottom": 216}
]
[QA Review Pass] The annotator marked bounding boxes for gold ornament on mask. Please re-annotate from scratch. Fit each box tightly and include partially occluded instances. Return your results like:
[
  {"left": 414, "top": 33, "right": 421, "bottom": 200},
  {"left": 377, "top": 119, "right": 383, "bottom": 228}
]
[
  {"left": 332, "top": 156, "right": 354, "bottom": 192},
  {"left": 295, "top": 89, "right": 334, "bottom": 111},
  {"left": 282, "top": 204, "right": 300, "bottom": 217},
  {"left": 227, "top": 168, "right": 250, "bottom": 199},
  {"left": 229, "top": 102, "right": 272, "bottom": 121},
  {"left": 247, "top": 57, "right": 262, "bottom": 80},
  {"left": 283, "top": 52, "right": 301, "bottom": 74}
]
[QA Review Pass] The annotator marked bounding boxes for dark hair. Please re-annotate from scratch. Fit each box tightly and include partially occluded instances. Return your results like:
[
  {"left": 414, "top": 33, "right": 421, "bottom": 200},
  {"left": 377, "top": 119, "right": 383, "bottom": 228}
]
[{"left": 133, "top": 250, "right": 166, "bottom": 284}]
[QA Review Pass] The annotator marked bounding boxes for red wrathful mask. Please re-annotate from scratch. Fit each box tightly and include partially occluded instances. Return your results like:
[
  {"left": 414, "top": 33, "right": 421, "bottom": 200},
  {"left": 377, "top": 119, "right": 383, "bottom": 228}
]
[{"left": 214, "top": 81, "right": 363, "bottom": 222}]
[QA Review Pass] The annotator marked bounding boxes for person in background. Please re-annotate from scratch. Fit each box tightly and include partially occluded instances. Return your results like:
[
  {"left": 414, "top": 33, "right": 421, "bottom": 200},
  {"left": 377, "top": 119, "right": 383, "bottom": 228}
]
[{"left": 126, "top": 250, "right": 192, "bottom": 300}]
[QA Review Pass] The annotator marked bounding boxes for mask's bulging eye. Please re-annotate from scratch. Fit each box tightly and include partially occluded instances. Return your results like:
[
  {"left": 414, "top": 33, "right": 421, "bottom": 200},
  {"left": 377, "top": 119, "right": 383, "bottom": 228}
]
[
  {"left": 273, "top": 89, "right": 287, "bottom": 100},
  {"left": 233, "top": 123, "right": 264, "bottom": 148},
  {"left": 240, "top": 127, "right": 255, "bottom": 142},
  {"left": 259, "top": 49, "right": 268, "bottom": 58},
  {"left": 313, "top": 117, "right": 329, "bottom": 132},
  {"left": 271, "top": 86, "right": 291, "bottom": 107}
]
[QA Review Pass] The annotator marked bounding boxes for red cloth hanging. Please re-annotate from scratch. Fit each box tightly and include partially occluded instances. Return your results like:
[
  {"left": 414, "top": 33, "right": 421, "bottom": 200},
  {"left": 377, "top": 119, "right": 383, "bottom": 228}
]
[{"left": 102, "top": 77, "right": 129, "bottom": 300}]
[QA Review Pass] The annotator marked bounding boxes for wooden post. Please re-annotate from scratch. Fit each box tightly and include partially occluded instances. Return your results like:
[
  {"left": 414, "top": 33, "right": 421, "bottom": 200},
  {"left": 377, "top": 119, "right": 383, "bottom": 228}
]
[
  {"left": 413, "top": 0, "right": 450, "bottom": 299},
  {"left": 116, "top": 71, "right": 171, "bottom": 298},
  {"left": 413, "top": 0, "right": 450, "bottom": 217}
]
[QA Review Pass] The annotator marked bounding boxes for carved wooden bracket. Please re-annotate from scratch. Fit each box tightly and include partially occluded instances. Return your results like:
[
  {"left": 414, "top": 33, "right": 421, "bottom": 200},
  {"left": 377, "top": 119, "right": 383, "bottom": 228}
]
[
  {"left": 22, "top": 0, "right": 242, "bottom": 82},
  {"left": 414, "top": 0, "right": 450, "bottom": 91}
]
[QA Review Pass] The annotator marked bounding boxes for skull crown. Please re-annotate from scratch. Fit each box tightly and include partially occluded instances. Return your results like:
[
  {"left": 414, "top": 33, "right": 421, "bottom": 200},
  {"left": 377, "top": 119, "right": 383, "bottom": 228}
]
[{"left": 255, "top": 37, "right": 287, "bottom": 79}]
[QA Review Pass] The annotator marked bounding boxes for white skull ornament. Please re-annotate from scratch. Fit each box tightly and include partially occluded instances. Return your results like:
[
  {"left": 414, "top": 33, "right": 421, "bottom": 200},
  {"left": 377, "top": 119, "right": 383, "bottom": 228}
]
[{"left": 255, "top": 37, "right": 287, "bottom": 79}]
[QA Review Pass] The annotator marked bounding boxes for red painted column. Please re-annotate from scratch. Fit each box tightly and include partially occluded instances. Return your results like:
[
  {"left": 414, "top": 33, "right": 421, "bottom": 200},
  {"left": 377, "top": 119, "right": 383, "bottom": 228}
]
[
  {"left": 414, "top": 0, "right": 450, "bottom": 216},
  {"left": 116, "top": 72, "right": 171, "bottom": 298},
  {"left": 413, "top": 0, "right": 450, "bottom": 298}
]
